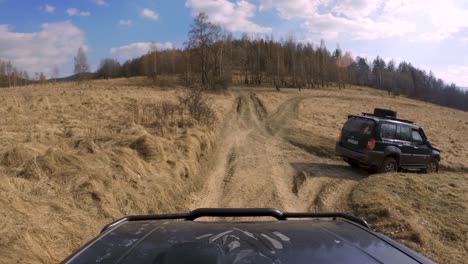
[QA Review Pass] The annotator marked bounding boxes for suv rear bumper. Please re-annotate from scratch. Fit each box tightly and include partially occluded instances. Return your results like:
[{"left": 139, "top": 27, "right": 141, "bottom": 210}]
[{"left": 335, "top": 144, "right": 385, "bottom": 167}]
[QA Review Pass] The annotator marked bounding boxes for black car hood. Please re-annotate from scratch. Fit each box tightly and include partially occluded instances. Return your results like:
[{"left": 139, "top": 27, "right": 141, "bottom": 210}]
[{"left": 64, "top": 220, "right": 433, "bottom": 264}]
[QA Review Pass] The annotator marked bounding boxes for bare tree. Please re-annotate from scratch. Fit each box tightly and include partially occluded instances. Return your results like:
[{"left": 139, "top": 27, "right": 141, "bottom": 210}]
[
  {"left": 52, "top": 66, "right": 60, "bottom": 82},
  {"left": 74, "top": 47, "right": 90, "bottom": 81},
  {"left": 22, "top": 70, "right": 29, "bottom": 86},
  {"left": 0, "top": 60, "right": 5, "bottom": 79},
  {"left": 186, "top": 13, "right": 222, "bottom": 88},
  {"left": 5, "top": 61, "right": 13, "bottom": 87},
  {"left": 39, "top": 72, "right": 46, "bottom": 84},
  {"left": 97, "top": 58, "right": 120, "bottom": 79},
  {"left": 146, "top": 43, "right": 159, "bottom": 83},
  {"left": 11, "top": 68, "right": 18, "bottom": 87},
  {"left": 335, "top": 50, "right": 353, "bottom": 89}
]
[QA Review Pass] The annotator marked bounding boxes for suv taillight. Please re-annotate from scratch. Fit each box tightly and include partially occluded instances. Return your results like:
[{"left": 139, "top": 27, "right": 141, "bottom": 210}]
[
  {"left": 337, "top": 132, "right": 342, "bottom": 143},
  {"left": 367, "top": 138, "right": 376, "bottom": 150}
]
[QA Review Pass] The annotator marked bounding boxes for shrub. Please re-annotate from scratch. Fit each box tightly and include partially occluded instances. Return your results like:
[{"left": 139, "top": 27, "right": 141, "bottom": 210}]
[{"left": 177, "top": 87, "right": 217, "bottom": 126}]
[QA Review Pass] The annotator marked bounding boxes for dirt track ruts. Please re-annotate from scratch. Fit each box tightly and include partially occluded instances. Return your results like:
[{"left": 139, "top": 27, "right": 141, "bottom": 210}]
[{"left": 190, "top": 89, "right": 366, "bottom": 213}]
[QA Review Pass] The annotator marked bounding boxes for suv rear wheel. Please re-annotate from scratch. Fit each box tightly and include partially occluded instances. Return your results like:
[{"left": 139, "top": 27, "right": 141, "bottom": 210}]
[
  {"left": 378, "top": 157, "right": 397, "bottom": 173},
  {"left": 424, "top": 159, "right": 439, "bottom": 173}
]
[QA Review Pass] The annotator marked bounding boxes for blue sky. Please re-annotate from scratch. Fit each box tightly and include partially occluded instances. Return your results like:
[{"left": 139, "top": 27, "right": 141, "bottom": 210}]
[{"left": 1, "top": 0, "right": 467, "bottom": 88}]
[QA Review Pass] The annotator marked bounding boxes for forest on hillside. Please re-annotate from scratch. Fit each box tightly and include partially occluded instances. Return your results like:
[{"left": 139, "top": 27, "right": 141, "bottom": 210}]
[{"left": 1, "top": 13, "right": 467, "bottom": 111}]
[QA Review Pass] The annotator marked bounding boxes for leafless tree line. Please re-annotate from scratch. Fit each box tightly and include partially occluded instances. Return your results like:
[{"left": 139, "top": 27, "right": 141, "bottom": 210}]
[
  {"left": 0, "top": 13, "right": 466, "bottom": 111},
  {"left": 100, "top": 14, "right": 355, "bottom": 91},
  {"left": 0, "top": 59, "right": 48, "bottom": 87},
  {"left": 96, "top": 13, "right": 466, "bottom": 110}
]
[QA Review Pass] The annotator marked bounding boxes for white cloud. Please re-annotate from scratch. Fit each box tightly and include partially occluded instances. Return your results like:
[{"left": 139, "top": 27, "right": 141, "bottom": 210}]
[
  {"left": 0, "top": 21, "right": 85, "bottom": 77},
  {"left": 110, "top": 42, "right": 174, "bottom": 61},
  {"left": 259, "top": 0, "right": 330, "bottom": 19},
  {"left": 66, "top": 8, "right": 78, "bottom": 16},
  {"left": 185, "top": 0, "right": 272, "bottom": 33},
  {"left": 119, "top": 19, "right": 132, "bottom": 26},
  {"left": 305, "top": 13, "right": 414, "bottom": 40},
  {"left": 419, "top": 32, "right": 448, "bottom": 41},
  {"left": 383, "top": 0, "right": 468, "bottom": 42},
  {"left": 332, "top": 0, "right": 383, "bottom": 18},
  {"left": 93, "top": 0, "right": 107, "bottom": 6},
  {"left": 66, "top": 8, "right": 91, "bottom": 17},
  {"left": 259, "top": 0, "right": 414, "bottom": 40},
  {"left": 140, "top": 8, "right": 159, "bottom": 20},
  {"left": 437, "top": 65, "right": 468, "bottom": 87},
  {"left": 42, "top": 4, "right": 55, "bottom": 13}
]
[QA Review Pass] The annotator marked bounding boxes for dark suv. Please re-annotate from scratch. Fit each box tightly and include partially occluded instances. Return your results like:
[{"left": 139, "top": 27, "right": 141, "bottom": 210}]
[{"left": 336, "top": 108, "right": 441, "bottom": 173}]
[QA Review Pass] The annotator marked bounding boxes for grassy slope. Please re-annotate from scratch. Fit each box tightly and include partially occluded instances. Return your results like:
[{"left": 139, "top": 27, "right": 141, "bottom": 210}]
[
  {"left": 258, "top": 86, "right": 467, "bottom": 263},
  {"left": 352, "top": 172, "right": 467, "bottom": 264},
  {"left": 0, "top": 78, "right": 234, "bottom": 263}
]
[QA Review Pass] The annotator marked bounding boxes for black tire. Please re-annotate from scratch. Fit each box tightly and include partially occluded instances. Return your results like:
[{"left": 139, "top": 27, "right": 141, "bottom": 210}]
[
  {"left": 424, "top": 159, "right": 439, "bottom": 173},
  {"left": 367, "top": 166, "right": 377, "bottom": 174},
  {"left": 378, "top": 157, "right": 397, "bottom": 173},
  {"left": 347, "top": 160, "right": 360, "bottom": 169}
]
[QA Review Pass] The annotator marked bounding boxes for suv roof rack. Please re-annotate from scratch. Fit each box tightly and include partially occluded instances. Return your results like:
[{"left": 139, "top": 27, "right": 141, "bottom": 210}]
[
  {"left": 101, "top": 208, "right": 369, "bottom": 232},
  {"left": 361, "top": 112, "right": 414, "bottom": 124}
]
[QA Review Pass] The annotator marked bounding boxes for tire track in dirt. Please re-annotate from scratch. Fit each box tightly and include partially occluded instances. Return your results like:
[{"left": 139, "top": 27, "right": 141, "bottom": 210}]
[
  {"left": 191, "top": 89, "right": 366, "bottom": 214},
  {"left": 223, "top": 149, "right": 237, "bottom": 189},
  {"left": 250, "top": 93, "right": 267, "bottom": 121}
]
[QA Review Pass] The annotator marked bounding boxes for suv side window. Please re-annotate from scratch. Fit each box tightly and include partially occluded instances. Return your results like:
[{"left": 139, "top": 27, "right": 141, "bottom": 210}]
[
  {"left": 396, "top": 125, "right": 412, "bottom": 141},
  {"left": 380, "top": 123, "right": 396, "bottom": 139},
  {"left": 412, "top": 129, "right": 424, "bottom": 144}
]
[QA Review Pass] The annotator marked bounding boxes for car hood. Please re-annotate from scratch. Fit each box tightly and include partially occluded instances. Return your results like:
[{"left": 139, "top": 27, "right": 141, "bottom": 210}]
[
  {"left": 64, "top": 220, "right": 432, "bottom": 264},
  {"left": 430, "top": 144, "right": 441, "bottom": 152}
]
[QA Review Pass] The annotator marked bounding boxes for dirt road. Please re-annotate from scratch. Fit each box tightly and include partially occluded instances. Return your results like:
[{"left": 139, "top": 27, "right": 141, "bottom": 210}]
[{"left": 191, "top": 90, "right": 367, "bottom": 213}]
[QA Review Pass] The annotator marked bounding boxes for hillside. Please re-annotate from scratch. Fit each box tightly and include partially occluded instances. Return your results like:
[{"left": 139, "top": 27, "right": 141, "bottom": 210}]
[
  {"left": 47, "top": 72, "right": 95, "bottom": 83},
  {"left": 0, "top": 80, "right": 466, "bottom": 263},
  {"left": 256, "top": 87, "right": 467, "bottom": 263}
]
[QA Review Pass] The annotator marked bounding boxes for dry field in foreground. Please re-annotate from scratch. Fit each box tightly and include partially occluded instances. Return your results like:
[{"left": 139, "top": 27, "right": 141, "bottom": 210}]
[
  {"left": 0, "top": 78, "right": 233, "bottom": 263},
  {"left": 0, "top": 81, "right": 466, "bottom": 263}
]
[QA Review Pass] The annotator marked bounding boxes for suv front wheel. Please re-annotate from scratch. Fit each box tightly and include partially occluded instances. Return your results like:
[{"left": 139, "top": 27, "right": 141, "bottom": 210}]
[
  {"left": 378, "top": 157, "right": 397, "bottom": 173},
  {"left": 424, "top": 159, "right": 439, "bottom": 173}
]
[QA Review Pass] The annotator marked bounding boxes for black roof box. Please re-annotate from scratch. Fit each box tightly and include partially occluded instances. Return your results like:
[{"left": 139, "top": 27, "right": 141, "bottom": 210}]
[
  {"left": 373, "top": 108, "right": 397, "bottom": 118},
  {"left": 361, "top": 108, "right": 414, "bottom": 124}
]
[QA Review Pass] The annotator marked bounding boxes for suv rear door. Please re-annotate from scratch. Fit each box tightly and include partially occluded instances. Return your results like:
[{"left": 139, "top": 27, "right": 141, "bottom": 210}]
[{"left": 341, "top": 117, "right": 375, "bottom": 152}]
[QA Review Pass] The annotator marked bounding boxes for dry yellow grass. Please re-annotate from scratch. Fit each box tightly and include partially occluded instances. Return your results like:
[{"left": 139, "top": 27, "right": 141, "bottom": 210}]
[
  {"left": 352, "top": 172, "right": 467, "bottom": 264},
  {"left": 0, "top": 82, "right": 466, "bottom": 263},
  {"left": 257, "top": 86, "right": 468, "bottom": 263},
  {"left": 0, "top": 78, "right": 233, "bottom": 263}
]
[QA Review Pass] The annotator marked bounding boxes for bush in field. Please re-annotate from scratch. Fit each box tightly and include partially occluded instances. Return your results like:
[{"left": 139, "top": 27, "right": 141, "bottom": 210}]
[
  {"left": 141, "top": 101, "right": 179, "bottom": 129},
  {"left": 211, "top": 76, "right": 230, "bottom": 92},
  {"left": 137, "top": 87, "right": 216, "bottom": 135},
  {"left": 177, "top": 87, "right": 216, "bottom": 126}
]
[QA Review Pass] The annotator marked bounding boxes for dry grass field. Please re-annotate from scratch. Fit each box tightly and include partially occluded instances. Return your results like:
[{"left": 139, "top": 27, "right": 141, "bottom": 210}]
[
  {"left": 0, "top": 80, "right": 466, "bottom": 263},
  {"left": 0, "top": 78, "right": 233, "bottom": 263},
  {"left": 256, "top": 86, "right": 467, "bottom": 264}
]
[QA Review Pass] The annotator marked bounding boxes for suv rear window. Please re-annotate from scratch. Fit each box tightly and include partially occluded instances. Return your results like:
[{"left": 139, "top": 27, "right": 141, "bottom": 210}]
[{"left": 343, "top": 117, "right": 375, "bottom": 135}]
